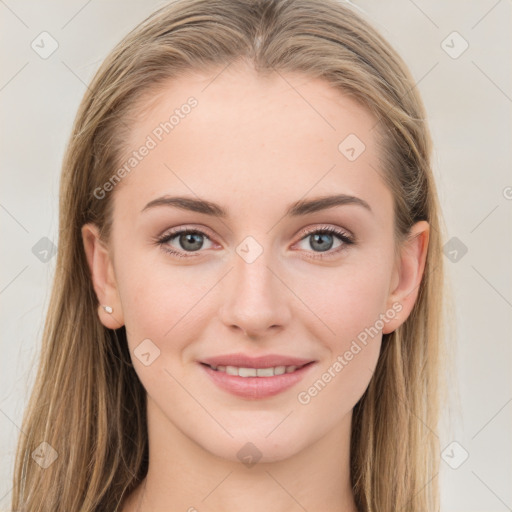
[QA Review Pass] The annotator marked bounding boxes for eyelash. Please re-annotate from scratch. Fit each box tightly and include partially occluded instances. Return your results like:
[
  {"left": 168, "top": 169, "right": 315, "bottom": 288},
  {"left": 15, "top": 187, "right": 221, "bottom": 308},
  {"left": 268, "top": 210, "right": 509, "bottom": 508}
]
[{"left": 154, "top": 225, "right": 355, "bottom": 260}]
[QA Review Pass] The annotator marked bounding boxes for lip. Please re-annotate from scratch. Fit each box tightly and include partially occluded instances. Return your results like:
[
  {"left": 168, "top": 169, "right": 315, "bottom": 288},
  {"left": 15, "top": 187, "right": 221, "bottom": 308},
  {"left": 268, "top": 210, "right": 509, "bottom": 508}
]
[{"left": 198, "top": 353, "right": 317, "bottom": 400}]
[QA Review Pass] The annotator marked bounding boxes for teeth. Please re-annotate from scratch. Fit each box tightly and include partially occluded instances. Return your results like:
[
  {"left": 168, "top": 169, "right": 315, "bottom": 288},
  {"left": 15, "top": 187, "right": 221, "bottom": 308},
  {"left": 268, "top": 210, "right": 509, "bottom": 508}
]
[
  {"left": 256, "top": 367, "right": 274, "bottom": 377},
  {"left": 239, "top": 367, "right": 257, "bottom": 377},
  {"left": 226, "top": 365, "right": 238, "bottom": 376},
  {"left": 210, "top": 364, "right": 303, "bottom": 377}
]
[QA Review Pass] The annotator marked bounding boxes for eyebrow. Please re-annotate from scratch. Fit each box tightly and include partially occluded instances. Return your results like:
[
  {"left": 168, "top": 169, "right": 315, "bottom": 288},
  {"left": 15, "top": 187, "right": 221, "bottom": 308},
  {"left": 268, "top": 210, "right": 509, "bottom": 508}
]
[{"left": 141, "top": 193, "right": 373, "bottom": 217}]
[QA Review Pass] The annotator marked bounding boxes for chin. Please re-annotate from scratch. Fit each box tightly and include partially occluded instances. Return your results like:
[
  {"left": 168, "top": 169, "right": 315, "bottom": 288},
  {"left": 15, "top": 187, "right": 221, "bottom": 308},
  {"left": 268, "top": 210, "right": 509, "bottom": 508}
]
[{"left": 196, "top": 426, "right": 312, "bottom": 465}]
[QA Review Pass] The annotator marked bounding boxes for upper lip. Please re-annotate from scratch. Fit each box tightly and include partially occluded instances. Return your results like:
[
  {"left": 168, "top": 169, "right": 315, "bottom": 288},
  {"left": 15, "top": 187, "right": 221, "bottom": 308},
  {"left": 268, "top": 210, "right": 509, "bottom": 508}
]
[{"left": 200, "top": 353, "right": 316, "bottom": 368}]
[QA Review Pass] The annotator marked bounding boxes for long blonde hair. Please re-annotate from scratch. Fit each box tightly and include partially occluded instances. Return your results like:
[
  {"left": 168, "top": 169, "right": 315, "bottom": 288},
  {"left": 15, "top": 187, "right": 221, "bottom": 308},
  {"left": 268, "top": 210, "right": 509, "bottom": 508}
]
[{"left": 11, "top": 0, "right": 452, "bottom": 510}]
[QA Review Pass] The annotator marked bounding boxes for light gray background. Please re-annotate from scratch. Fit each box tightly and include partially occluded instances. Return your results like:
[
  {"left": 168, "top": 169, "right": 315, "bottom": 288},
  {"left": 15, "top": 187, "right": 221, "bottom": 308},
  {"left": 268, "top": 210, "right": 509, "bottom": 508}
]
[{"left": 1, "top": 1, "right": 511, "bottom": 511}]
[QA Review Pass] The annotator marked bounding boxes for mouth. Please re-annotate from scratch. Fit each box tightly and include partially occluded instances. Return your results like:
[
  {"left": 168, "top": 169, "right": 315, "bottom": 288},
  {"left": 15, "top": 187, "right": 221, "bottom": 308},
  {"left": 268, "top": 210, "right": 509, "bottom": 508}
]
[
  {"left": 198, "top": 354, "right": 317, "bottom": 400},
  {"left": 201, "top": 361, "right": 314, "bottom": 377}
]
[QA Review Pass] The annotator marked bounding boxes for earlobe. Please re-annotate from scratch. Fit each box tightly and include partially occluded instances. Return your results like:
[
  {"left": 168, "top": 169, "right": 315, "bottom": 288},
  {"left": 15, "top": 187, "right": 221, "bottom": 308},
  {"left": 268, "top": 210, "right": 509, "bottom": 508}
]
[
  {"left": 81, "top": 223, "right": 124, "bottom": 329},
  {"left": 382, "top": 221, "right": 430, "bottom": 334}
]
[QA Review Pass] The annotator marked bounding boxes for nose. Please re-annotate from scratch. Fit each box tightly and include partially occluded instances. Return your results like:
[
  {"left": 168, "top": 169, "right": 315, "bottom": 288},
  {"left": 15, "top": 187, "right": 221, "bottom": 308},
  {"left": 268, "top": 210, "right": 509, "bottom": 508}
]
[{"left": 218, "top": 249, "right": 292, "bottom": 339}]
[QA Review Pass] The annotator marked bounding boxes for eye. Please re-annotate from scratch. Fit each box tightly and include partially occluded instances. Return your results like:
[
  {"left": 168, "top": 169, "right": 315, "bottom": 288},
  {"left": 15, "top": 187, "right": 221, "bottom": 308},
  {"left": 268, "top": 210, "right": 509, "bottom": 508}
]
[
  {"left": 155, "top": 227, "right": 214, "bottom": 258},
  {"left": 294, "top": 225, "right": 355, "bottom": 258},
  {"left": 154, "top": 224, "right": 355, "bottom": 260}
]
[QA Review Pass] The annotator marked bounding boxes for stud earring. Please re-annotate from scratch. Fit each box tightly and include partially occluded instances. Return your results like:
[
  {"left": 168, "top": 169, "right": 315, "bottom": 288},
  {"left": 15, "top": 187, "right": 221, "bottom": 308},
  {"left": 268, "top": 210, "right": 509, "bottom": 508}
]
[{"left": 101, "top": 305, "right": 113, "bottom": 314}]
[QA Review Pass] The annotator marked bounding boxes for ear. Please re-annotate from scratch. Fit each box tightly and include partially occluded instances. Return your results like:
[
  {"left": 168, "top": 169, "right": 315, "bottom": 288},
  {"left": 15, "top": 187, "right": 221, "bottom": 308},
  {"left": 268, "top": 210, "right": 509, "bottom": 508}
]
[
  {"left": 81, "top": 223, "right": 124, "bottom": 329},
  {"left": 382, "top": 220, "right": 429, "bottom": 334}
]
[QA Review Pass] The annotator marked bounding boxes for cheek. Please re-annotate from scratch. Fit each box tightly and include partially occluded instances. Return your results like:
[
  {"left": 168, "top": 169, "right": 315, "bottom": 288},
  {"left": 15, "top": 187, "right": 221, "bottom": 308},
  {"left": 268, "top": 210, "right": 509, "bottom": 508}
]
[
  {"left": 305, "top": 258, "right": 392, "bottom": 344},
  {"left": 115, "top": 246, "right": 212, "bottom": 337},
  {"left": 294, "top": 258, "right": 391, "bottom": 403},
  {"left": 295, "top": 298, "right": 384, "bottom": 422},
  {"left": 115, "top": 261, "right": 207, "bottom": 395}
]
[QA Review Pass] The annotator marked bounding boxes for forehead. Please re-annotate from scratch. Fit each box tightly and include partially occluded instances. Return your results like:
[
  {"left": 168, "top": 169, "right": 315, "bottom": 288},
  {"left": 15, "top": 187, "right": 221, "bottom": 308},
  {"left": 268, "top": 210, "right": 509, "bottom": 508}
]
[{"left": 112, "top": 62, "right": 393, "bottom": 225}]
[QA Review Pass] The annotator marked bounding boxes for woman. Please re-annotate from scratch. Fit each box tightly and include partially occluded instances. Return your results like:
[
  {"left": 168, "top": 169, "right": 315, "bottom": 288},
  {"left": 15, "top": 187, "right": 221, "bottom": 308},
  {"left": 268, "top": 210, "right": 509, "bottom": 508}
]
[{"left": 11, "top": 0, "right": 451, "bottom": 510}]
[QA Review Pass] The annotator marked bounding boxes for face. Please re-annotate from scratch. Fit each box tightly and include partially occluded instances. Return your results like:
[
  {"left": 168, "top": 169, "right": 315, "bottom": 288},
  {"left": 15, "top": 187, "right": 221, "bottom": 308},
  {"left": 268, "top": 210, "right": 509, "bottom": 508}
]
[{"left": 84, "top": 61, "right": 427, "bottom": 463}]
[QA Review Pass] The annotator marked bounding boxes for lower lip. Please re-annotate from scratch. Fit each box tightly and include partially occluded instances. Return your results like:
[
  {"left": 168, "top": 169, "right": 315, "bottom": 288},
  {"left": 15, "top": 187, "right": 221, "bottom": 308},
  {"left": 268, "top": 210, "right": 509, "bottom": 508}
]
[{"left": 200, "top": 362, "right": 316, "bottom": 400}]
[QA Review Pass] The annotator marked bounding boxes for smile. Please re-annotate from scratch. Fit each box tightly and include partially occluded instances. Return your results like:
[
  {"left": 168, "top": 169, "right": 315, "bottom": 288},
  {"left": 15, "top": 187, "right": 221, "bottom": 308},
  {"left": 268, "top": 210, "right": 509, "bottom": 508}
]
[
  {"left": 205, "top": 363, "right": 309, "bottom": 377},
  {"left": 199, "top": 359, "right": 317, "bottom": 400}
]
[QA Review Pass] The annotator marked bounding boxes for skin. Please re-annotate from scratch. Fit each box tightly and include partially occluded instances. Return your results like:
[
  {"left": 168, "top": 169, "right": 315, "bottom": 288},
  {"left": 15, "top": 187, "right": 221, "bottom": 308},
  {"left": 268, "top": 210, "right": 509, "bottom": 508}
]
[{"left": 82, "top": 60, "right": 429, "bottom": 512}]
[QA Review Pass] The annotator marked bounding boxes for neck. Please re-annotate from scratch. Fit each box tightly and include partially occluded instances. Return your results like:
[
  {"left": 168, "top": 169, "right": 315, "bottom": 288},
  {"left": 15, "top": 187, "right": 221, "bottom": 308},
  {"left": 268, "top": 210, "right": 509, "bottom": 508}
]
[{"left": 123, "top": 398, "right": 359, "bottom": 512}]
